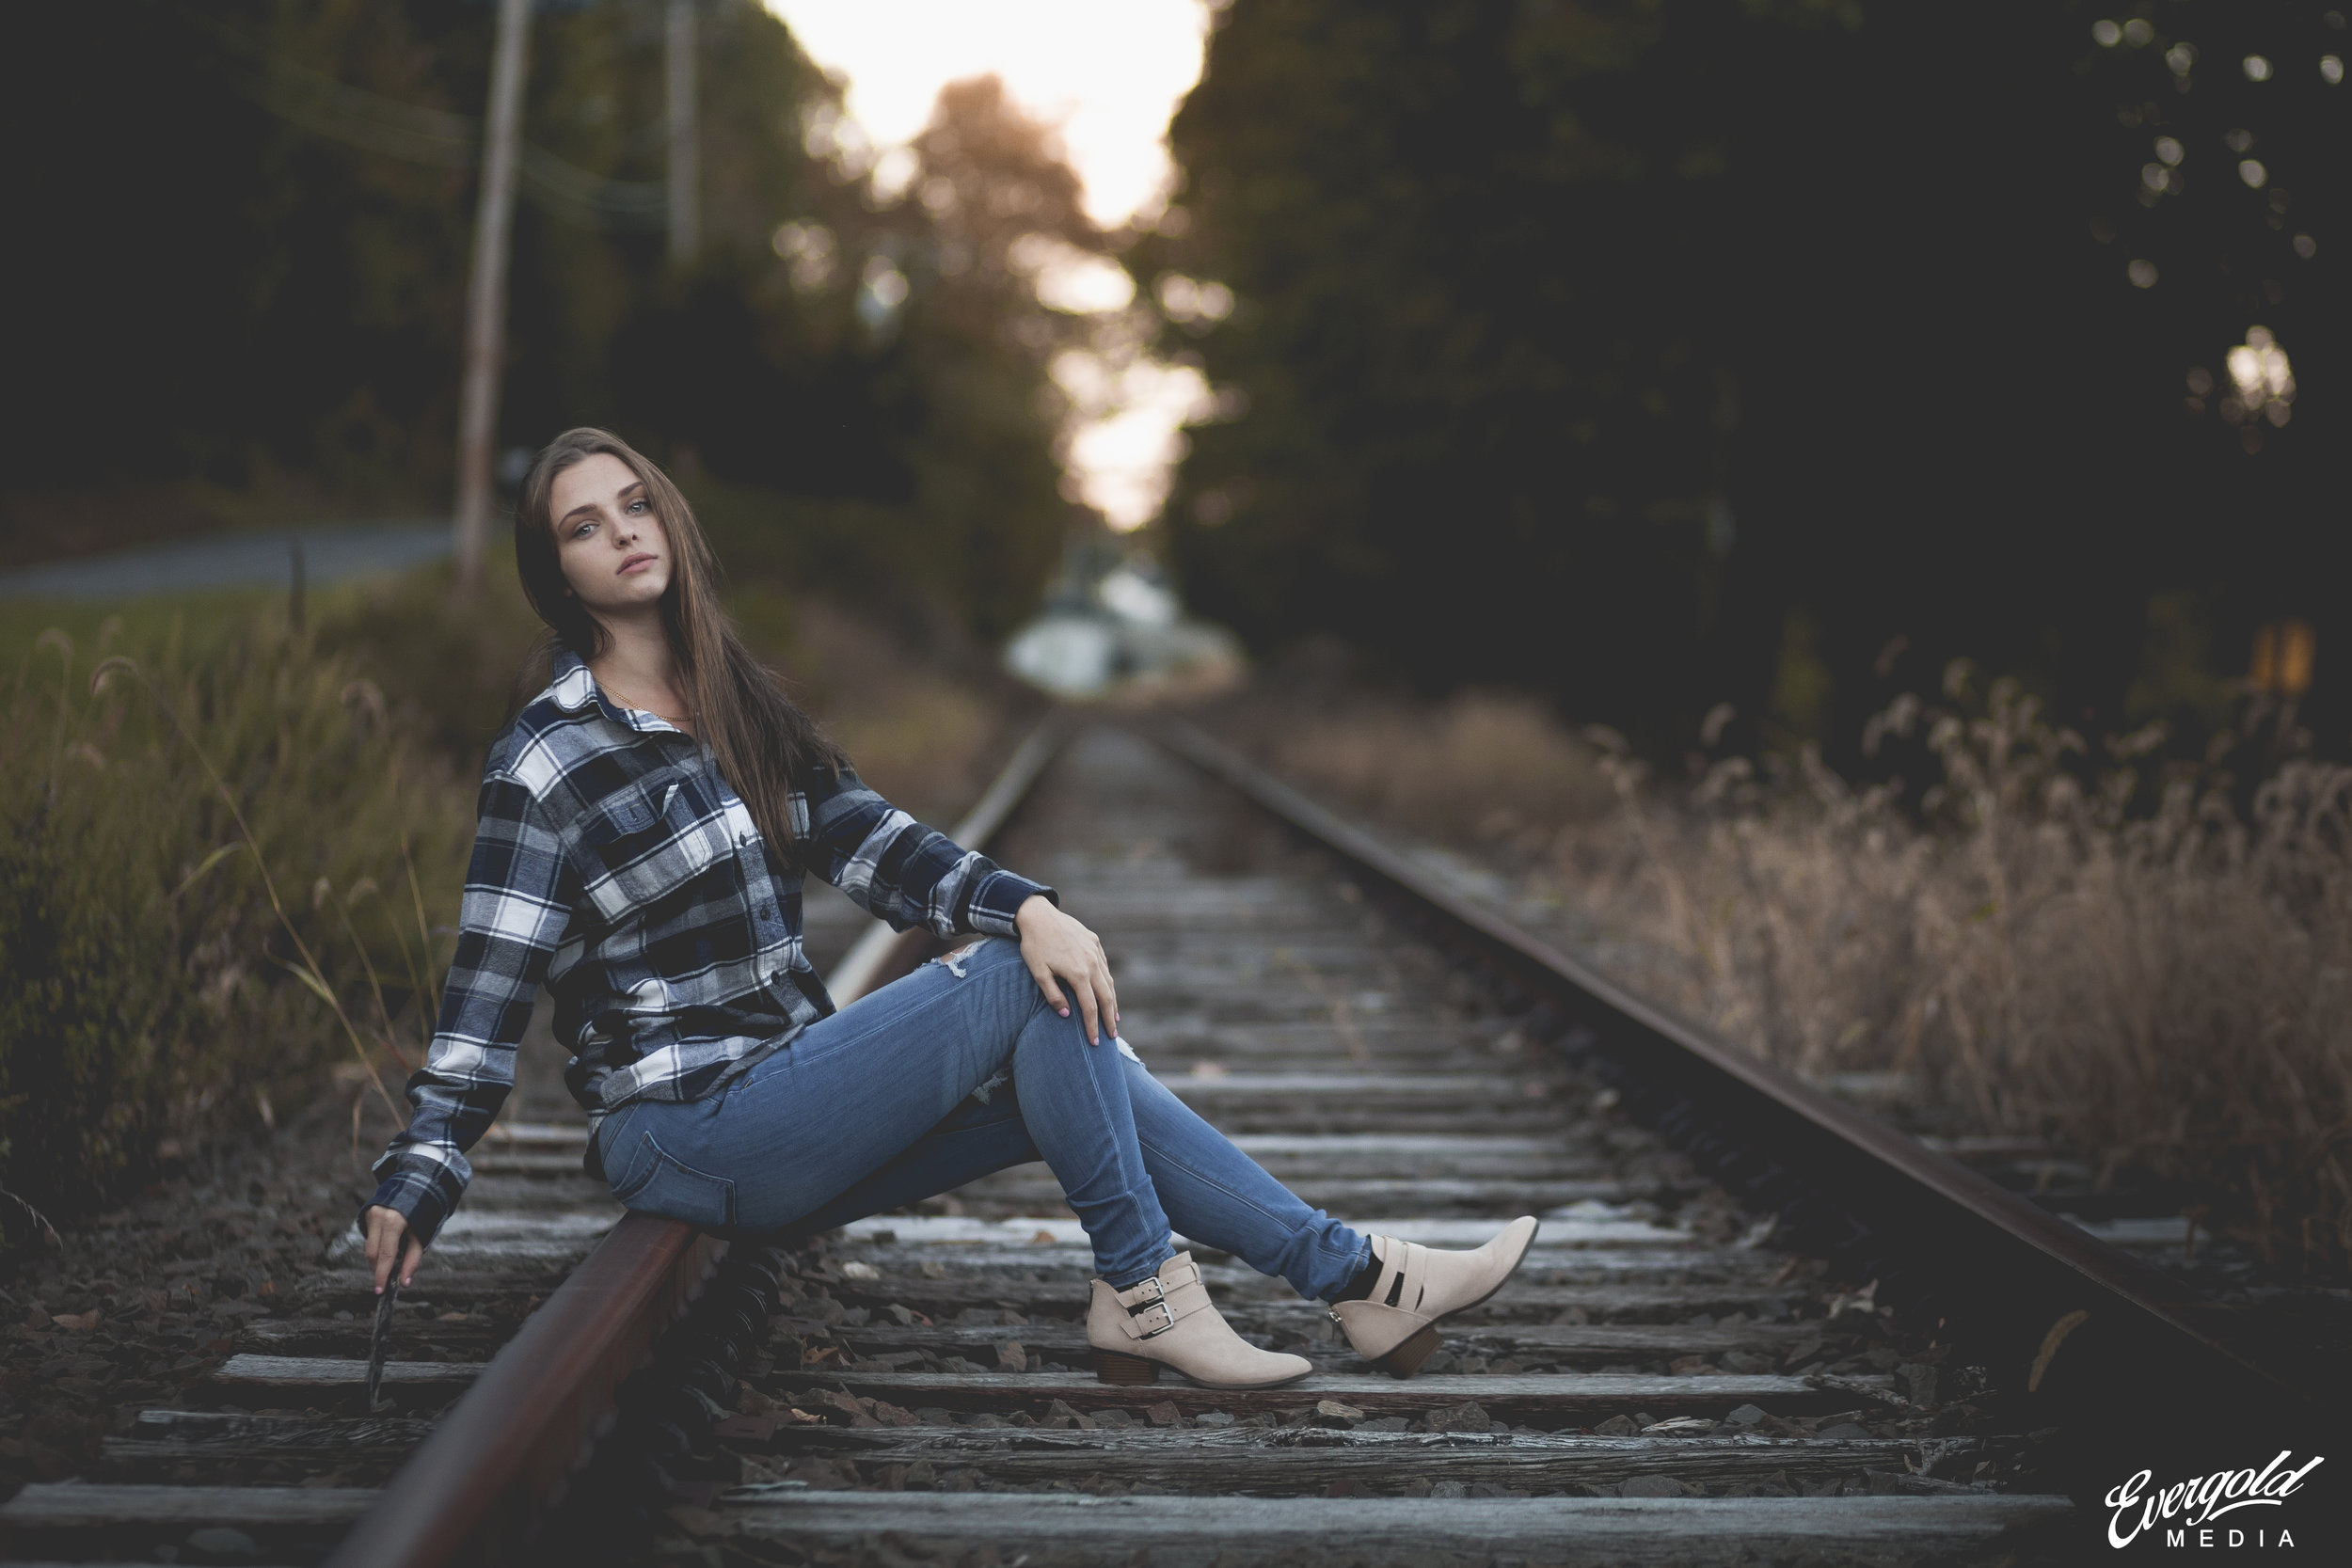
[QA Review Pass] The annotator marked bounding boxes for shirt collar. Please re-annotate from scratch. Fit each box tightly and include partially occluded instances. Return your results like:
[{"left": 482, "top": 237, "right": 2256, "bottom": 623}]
[
  {"left": 549, "top": 646, "right": 599, "bottom": 713},
  {"left": 549, "top": 646, "right": 689, "bottom": 738}
]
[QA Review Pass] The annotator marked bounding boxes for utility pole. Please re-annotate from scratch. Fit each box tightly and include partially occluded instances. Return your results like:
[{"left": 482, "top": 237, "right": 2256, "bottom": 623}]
[
  {"left": 453, "top": 0, "right": 532, "bottom": 597},
  {"left": 666, "top": 0, "right": 699, "bottom": 265}
]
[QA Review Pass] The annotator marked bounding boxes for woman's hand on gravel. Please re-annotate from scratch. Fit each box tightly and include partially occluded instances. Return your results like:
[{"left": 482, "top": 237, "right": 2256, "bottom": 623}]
[
  {"left": 363, "top": 1204, "right": 424, "bottom": 1293},
  {"left": 1015, "top": 894, "right": 1120, "bottom": 1045}
]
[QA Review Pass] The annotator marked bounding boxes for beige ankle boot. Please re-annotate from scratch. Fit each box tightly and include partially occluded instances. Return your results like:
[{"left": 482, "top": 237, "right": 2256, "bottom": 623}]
[
  {"left": 1086, "top": 1252, "right": 1312, "bottom": 1389},
  {"left": 1329, "top": 1217, "right": 1541, "bottom": 1377}
]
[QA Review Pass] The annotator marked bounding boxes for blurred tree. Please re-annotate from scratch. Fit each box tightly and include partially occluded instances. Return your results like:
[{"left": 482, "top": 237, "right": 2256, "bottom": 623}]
[
  {"left": 892, "top": 75, "right": 1105, "bottom": 638},
  {"left": 2069, "top": 3, "right": 2346, "bottom": 735},
  {"left": 9, "top": 2, "right": 469, "bottom": 504},
  {"left": 620, "top": 71, "right": 1095, "bottom": 640},
  {"left": 5, "top": 1, "right": 1082, "bottom": 639},
  {"left": 1145, "top": 0, "right": 2344, "bottom": 755}
]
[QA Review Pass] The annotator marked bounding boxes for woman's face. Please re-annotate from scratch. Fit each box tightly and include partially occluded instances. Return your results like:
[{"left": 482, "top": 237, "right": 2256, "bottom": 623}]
[{"left": 548, "top": 452, "right": 672, "bottom": 619}]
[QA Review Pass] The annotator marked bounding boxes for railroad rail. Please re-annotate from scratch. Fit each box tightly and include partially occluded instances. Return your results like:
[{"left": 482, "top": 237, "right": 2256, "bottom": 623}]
[
  {"left": 0, "top": 722, "right": 1062, "bottom": 1568},
  {"left": 0, "top": 712, "right": 2313, "bottom": 1564}
]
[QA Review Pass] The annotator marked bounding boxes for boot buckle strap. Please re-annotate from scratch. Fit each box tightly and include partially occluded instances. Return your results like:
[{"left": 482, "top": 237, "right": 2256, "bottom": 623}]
[
  {"left": 1130, "top": 1300, "right": 1178, "bottom": 1338},
  {"left": 1120, "top": 1275, "right": 1168, "bottom": 1308}
]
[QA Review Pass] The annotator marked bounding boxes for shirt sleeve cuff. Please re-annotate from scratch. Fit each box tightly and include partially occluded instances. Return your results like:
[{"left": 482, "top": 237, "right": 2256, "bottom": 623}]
[
  {"left": 359, "top": 1160, "right": 460, "bottom": 1249},
  {"left": 967, "top": 871, "right": 1056, "bottom": 937}
]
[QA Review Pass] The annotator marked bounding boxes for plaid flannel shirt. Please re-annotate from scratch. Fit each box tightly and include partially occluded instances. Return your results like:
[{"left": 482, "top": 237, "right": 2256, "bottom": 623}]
[{"left": 365, "top": 648, "right": 1054, "bottom": 1245}]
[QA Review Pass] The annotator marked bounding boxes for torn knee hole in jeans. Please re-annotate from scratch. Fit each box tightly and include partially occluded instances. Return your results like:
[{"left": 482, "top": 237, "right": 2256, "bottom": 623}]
[
  {"left": 938, "top": 940, "right": 983, "bottom": 978},
  {"left": 964, "top": 1040, "right": 1137, "bottom": 1107}
]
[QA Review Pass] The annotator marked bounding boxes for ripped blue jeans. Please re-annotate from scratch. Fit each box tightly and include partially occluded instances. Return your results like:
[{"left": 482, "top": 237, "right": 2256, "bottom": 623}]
[{"left": 595, "top": 935, "right": 1371, "bottom": 1297}]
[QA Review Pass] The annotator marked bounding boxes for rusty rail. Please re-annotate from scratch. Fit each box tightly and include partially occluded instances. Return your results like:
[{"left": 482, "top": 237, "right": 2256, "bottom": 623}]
[
  {"left": 324, "top": 712, "right": 1072, "bottom": 1568},
  {"left": 1146, "top": 715, "right": 2306, "bottom": 1424},
  {"left": 324, "top": 1215, "right": 723, "bottom": 1567}
]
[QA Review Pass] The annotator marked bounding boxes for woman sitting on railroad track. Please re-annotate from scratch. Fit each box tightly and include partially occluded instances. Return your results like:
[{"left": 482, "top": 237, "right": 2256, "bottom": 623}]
[{"left": 360, "top": 427, "right": 1537, "bottom": 1390}]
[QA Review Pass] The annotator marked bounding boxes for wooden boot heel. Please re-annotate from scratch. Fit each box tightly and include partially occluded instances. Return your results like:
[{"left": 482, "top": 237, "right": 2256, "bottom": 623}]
[
  {"left": 1333, "top": 1220, "right": 1542, "bottom": 1379},
  {"left": 1092, "top": 1349, "right": 1162, "bottom": 1386},
  {"left": 1375, "top": 1324, "right": 1442, "bottom": 1379}
]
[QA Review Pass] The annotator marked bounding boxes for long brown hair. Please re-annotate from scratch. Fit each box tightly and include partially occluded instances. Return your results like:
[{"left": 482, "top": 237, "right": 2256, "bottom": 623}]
[{"left": 515, "top": 427, "right": 842, "bottom": 862}]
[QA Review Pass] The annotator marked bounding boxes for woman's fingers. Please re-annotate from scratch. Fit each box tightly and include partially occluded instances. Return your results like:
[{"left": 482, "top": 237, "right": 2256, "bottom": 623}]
[
  {"left": 1026, "top": 954, "right": 1072, "bottom": 1019},
  {"left": 1016, "top": 912, "right": 1120, "bottom": 1044},
  {"left": 361, "top": 1208, "right": 425, "bottom": 1294},
  {"left": 365, "top": 1209, "right": 402, "bottom": 1293},
  {"left": 1093, "top": 962, "right": 1120, "bottom": 1042},
  {"left": 1064, "top": 946, "right": 1117, "bottom": 1045},
  {"left": 1071, "top": 970, "right": 1102, "bottom": 1045},
  {"left": 1034, "top": 955, "right": 1100, "bottom": 1043}
]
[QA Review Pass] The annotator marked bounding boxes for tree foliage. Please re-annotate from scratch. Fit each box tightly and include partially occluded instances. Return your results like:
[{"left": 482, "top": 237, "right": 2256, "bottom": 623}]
[
  {"left": 8, "top": 1, "right": 1089, "bottom": 636},
  {"left": 1145, "top": 0, "right": 2345, "bottom": 752}
]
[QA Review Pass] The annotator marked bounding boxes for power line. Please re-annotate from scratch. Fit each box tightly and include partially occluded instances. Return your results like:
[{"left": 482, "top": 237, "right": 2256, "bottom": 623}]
[{"left": 246, "top": 46, "right": 669, "bottom": 232}]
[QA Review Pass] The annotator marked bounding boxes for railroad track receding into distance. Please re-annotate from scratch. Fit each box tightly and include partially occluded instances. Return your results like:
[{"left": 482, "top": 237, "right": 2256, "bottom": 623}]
[{"left": 1, "top": 714, "right": 2312, "bottom": 1566}]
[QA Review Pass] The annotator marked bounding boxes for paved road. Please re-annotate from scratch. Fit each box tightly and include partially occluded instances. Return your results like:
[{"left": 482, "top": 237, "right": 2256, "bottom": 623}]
[{"left": 0, "top": 520, "right": 452, "bottom": 601}]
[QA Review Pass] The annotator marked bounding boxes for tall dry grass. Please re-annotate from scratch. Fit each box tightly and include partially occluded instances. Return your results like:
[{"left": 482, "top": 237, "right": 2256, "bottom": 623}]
[
  {"left": 0, "top": 615, "right": 472, "bottom": 1231},
  {"left": 1218, "top": 675, "right": 2352, "bottom": 1275},
  {"left": 1243, "top": 689, "right": 1616, "bottom": 843}
]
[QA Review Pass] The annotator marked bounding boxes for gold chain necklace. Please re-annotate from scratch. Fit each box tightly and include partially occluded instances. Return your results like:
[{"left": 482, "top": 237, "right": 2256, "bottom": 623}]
[{"left": 600, "top": 679, "right": 693, "bottom": 728}]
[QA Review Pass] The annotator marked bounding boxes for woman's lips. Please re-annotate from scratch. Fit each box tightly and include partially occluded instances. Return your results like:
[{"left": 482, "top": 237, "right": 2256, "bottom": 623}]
[{"left": 617, "top": 552, "right": 656, "bottom": 575}]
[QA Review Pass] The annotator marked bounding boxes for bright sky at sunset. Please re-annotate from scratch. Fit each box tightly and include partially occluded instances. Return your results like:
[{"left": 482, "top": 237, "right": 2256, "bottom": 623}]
[
  {"left": 765, "top": 1, "right": 1214, "bottom": 229},
  {"left": 766, "top": 2, "right": 1219, "bottom": 532}
]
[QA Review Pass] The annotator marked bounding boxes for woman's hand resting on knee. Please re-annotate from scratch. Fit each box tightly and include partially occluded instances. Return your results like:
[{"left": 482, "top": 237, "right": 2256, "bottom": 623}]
[{"left": 1015, "top": 895, "right": 1120, "bottom": 1045}]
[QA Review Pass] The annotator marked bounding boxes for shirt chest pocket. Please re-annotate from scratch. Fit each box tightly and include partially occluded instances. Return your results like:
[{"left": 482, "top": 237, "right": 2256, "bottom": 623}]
[{"left": 578, "top": 774, "right": 733, "bottom": 925}]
